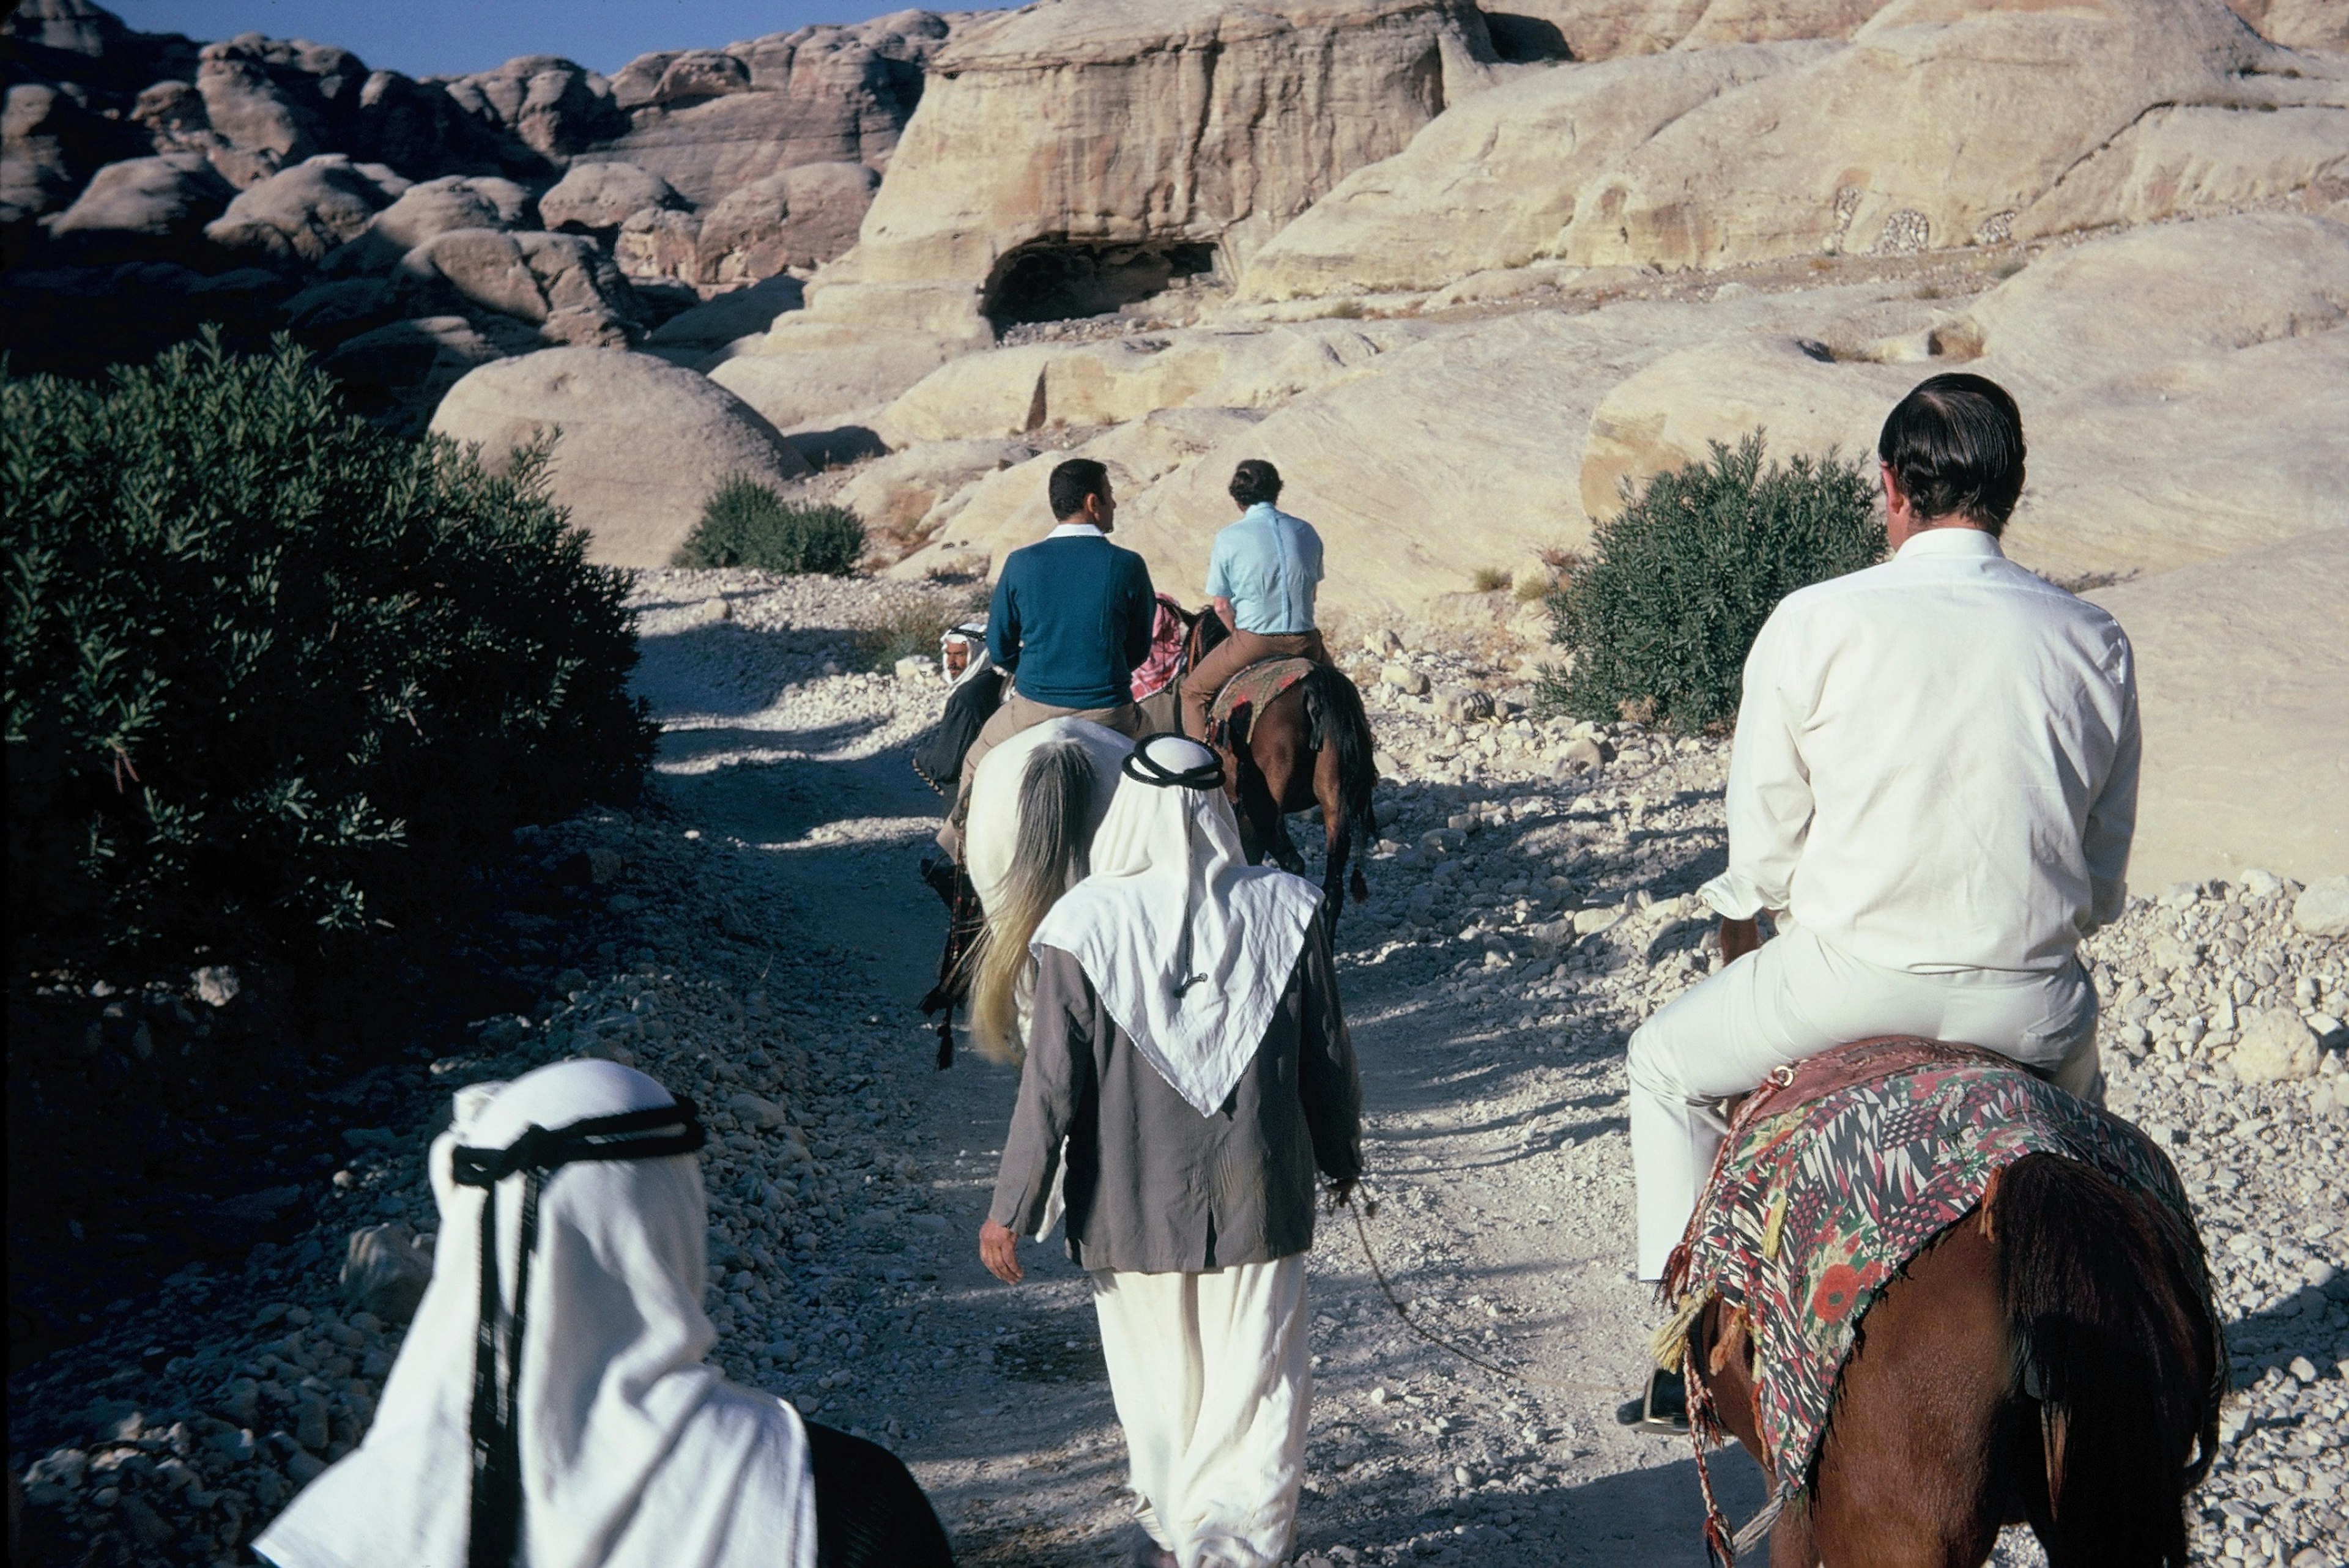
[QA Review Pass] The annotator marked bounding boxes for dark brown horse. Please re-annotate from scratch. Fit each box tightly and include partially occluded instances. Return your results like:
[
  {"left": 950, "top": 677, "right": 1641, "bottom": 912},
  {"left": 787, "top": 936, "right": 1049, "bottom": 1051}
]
[
  {"left": 1178, "top": 606, "right": 1378, "bottom": 926},
  {"left": 1690, "top": 1148, "right": 2224, "bottom": 1566}
]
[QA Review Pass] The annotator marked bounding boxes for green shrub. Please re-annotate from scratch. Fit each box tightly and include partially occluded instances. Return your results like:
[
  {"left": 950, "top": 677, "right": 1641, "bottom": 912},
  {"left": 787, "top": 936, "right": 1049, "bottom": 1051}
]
[
  {"left": 1538, "top": 433, "right": 1882, "bottom": 731},
  {"left": 675, "top": 476, "right": 866, "bottom": 575},
  {"left": 4, "top": 331, "right": 655, "bottom": 978},
  {"left": 850, "top": 586, "right": 989, "bottom": 673}
]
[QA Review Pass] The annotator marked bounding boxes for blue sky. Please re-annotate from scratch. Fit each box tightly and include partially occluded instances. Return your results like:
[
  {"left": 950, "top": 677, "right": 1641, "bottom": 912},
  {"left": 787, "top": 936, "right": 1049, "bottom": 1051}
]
[{"left": 110, "top": 2, "right": 922, "bottom": 78}]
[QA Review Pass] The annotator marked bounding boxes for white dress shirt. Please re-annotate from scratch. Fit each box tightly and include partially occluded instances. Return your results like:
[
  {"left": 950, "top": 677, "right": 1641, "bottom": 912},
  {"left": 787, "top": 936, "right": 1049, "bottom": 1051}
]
[{"left": 1701, "top": 527, "right": 2139, "bottom": 975}]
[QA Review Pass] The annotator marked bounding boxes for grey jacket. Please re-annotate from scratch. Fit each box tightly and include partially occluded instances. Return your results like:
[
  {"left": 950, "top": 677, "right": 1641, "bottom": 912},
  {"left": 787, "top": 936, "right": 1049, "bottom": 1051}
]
[{"left": 988, "top": 915, "right": 1362, "bottom": 1274}]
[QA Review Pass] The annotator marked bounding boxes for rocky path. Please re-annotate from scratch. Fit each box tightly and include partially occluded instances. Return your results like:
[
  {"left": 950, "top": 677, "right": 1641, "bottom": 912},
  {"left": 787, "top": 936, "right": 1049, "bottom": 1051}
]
[{"left": 12, "top": 569, "right": 2345, "bottom": 1567}]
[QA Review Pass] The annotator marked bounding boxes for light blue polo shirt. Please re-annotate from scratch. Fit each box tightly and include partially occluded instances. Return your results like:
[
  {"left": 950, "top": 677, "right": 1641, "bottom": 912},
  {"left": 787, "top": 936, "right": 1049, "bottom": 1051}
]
[{"left": 1204, "top": 503, "right": 1324, "bottom": 635}]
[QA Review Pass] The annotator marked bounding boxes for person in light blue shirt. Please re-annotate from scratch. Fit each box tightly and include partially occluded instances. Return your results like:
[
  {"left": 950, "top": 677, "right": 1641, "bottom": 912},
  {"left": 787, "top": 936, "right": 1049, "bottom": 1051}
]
[{"left": 1179, "top": 460, "right": 1331, "bottom": 740}]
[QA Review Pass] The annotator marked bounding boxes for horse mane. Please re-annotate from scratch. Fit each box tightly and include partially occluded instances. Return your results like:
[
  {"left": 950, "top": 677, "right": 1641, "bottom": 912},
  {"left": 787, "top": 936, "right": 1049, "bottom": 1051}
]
[{"left": 967, "top": 739, "right": 1097, "bottom": 1063}]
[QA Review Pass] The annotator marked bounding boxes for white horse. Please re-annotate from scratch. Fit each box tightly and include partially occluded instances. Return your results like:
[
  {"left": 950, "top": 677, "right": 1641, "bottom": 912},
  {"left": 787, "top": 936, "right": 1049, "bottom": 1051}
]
[{"left": 962, "top": 717, "right": 1132, "bottom": 1061}]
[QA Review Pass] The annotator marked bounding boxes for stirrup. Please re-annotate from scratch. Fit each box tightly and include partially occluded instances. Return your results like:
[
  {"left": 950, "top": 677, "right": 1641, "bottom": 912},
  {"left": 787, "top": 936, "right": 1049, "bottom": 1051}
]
[{"left": 1616, "top": 1365, "right": 1689, "bottom": 1435}]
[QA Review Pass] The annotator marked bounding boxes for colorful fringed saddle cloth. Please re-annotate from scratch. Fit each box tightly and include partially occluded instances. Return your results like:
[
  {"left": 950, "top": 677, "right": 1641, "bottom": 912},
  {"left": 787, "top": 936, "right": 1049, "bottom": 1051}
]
[
  {"left": 1657, "top": 1036, "right": 2190, "bottom": 1525},
  {"left": 1208, "top": 656, "right": 1315, "bottom": 736}
]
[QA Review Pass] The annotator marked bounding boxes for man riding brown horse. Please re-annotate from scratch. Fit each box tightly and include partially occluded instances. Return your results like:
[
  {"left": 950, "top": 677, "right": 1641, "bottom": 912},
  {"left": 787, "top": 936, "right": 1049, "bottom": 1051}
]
[
  {"left": 1624, "top": 373, "right": 2143, "bottom": 1430},
  {"left": 1178, "top": 460, "right": 1334, "bottom": 744}
]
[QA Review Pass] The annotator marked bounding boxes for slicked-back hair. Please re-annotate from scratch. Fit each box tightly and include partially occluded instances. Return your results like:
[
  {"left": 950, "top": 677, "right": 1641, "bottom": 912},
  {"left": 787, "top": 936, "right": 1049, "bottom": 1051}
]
[
  {"left": 1877, "top": 372, "right": 2028, "bottom": 533},
  {"left": 1048, "top": 457, "right": 1111, "bottom": 521},
  {"left": 1229, "top": 459, "right": 1283, "bottom": 508}
]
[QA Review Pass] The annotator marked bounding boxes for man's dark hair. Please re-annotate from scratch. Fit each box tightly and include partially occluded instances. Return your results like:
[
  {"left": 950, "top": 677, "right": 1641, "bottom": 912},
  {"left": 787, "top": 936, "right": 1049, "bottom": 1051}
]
[
  {"left": 1048, "top": 457, "right": 1111, "bottom": 521},
  {"left": 1877, "top": 372, "right": 2027, "bottom": 533},
  {"left": 1228, "top": 459, "right": 1283, "bottom": 508}
]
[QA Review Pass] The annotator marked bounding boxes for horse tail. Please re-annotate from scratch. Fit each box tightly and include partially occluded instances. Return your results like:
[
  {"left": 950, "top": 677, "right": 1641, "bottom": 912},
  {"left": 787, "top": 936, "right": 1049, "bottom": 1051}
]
[
  {"left": 1995, "top": 1152, "right": 2224, "bottom": 1568},
  {"left": 967, "top": 740, "right": 1096, "bottom": 1065},
  {"left": 1302, "top": 664, "right": 1378, "bottom": 901}
]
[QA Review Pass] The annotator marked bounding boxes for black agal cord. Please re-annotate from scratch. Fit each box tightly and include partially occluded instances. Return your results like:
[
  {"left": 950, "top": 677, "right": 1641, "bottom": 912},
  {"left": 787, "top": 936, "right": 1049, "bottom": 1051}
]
[{"left": 450, "top": 1098, "right": 705, "bottom": 1568}]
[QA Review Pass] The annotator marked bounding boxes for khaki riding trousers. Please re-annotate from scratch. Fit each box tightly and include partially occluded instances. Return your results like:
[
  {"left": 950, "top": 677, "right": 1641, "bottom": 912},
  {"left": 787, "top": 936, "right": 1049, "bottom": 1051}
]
[
  {"left": 1178, "top": 629, "right": 1328, "bottom": 743},
  {"left": 935, "top": 692, "right": 1146, "bottom": 859}
]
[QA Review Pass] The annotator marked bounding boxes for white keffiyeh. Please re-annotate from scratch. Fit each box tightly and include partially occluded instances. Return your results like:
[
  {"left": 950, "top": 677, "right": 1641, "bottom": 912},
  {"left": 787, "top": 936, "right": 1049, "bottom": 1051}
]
[
  {"left": 1031, "top": 734, "right": 1323, "bottom": 1117},
  {"left": 253, "top": 1059, "right": 815, "bottom": 1568}
]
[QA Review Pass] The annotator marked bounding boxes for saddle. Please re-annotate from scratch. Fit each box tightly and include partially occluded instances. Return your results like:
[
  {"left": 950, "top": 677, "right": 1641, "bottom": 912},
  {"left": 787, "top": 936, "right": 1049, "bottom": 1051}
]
[
  {"left": 1207, "top": 656, "right": 1315, "bottom": 742},
  {"left": 1658, "top": 1035, "right": 2188, "bottom": 1516}
]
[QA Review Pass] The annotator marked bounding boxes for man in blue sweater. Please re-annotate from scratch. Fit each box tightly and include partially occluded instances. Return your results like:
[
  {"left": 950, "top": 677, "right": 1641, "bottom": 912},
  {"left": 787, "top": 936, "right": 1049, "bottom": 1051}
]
[{"left": 937, "top": 458, "right": 1159, "bottom": 860}]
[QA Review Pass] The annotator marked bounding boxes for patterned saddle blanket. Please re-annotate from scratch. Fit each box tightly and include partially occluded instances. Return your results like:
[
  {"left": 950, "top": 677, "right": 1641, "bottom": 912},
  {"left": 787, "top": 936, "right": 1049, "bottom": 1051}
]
[
  {"left": 1657, "top": 1035, "right": 2188, "bottom": 1507},
  {"left": 1209, "top": 656, "right": 1315, "bottom": 730}
]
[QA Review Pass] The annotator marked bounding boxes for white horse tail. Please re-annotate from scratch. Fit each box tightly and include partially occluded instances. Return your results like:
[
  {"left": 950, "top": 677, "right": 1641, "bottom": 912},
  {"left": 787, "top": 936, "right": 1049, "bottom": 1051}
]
[{"left": 968, "top": 739, "right": 1097, "bottom": 1063}]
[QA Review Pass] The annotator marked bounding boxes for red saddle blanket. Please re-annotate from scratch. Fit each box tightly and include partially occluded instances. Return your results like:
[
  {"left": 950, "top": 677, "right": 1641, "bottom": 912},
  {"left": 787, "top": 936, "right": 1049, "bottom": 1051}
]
[
  {"left": 1209, "top": 656, "right": 1315, "bottom": 730},
  {"left": 1658, "top": 1035, "right": 2190, "bottom": 1506}
]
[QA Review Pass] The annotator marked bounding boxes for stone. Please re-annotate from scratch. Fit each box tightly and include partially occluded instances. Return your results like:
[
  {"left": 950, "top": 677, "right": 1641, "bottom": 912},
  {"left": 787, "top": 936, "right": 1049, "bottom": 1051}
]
[
  {"left": 429, "top": 346, "right": 811, "bottom": 568},
  {"left": 644, "top": 273, "right": 804, "bottom": 355},
  {"left": 727, "top": 1091, "right": 792, "bottom": 1130},
  {"left": 806, "top": 0, "right": 1504, "bottom": 338},
  {"left": 1239, "top": 42, "right": 1828, "bottom": 303},
  {"left": 45, "top": 152, "right": 233, "bottom": 262},
  {"left": 1494, "top": 0, "right": 1885, "bottom": 64},
  {"left": 2233, "top": 1008, "right": 2322, "bottom": 1084},
  {"left": 696, "top": 161, "right": 879, "bottom": 284},
  {"left": 202, "top": 152, "right": 405, "bottom": 265},
  {"left": 3, "top": 79, "right": 142, "bottom": 227},
  {"left": 538, "top": 160, "right": 679, "bottom": 235},
  {"left": 2226, "top": 0, "right": 2349, "bottom": 51},
  {"left": 1434, "top": 685, "right": 1494, "bottom": 723},
  {"left": 894, "top": 654, "right": 936, "bottom": 682},
  {"left": 328, "top": 175, "right": 533, "bottom": 273},
  {"left": 594, "top": 13, "right": 952, "bottom": 206},
  {"left": 1543, "top": 0, "right": 2340, "bottom": 276},
  {"left": 1383, "top": 663, "right": 1431, "bottom": 695},
  {"left": 705, "top": 319, "right": 963, "bottom": 434},
  {"left": 836, "top": 438, "right": 1037, "bottom": 543},
  {"left": 2295, "top": 876, "right": 2349, "bottom": 937},
  {"left": 321, "top": 312, "right": 536, "bottom": 432},
  {"left": 340, "top": 1223, "right": 432, "bottom": 1323},
  {"left": 393, "top": 227, "right": 644, "bottom": 344},
  {"left": 437, "top": 54, "right": 620, "bottom": 160},
  {"left": 191, "top": 965, "right": 241, "bottom": 1007},
  {"left": 1556, "top": 736, "right": 1614, "bottom": 775},
  {"left": 2087, "top": 534, "right": 2348, "bottom": 888}
]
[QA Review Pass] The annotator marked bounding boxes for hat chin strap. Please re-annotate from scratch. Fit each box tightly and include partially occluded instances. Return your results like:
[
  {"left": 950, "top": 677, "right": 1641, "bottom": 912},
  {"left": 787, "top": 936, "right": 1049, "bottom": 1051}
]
[{"left": 449, "top": 1100, "right": 705, "bottom": 1568}]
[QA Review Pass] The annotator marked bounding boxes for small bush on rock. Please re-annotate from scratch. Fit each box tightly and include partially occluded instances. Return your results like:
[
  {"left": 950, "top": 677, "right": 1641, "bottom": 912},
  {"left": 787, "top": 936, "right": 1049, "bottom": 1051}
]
[
  {"left": 676, "top": 476, "right": 866, "bottom": 575},
  {"left": 4, "top": 331, "right": 655, "bottom": 978},
  {"left": 1539, "top": 433, "right": 1881, "bottom": 731}
]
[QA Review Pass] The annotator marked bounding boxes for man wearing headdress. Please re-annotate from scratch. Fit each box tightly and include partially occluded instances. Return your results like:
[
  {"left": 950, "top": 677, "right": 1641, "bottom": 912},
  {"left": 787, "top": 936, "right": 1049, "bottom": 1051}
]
[
  {"left": 978, "top": 735, "right": 1363, "bottom": 1568},
  {"left": 254, "top": 1059, "right": 954, "bottom": 1568}
]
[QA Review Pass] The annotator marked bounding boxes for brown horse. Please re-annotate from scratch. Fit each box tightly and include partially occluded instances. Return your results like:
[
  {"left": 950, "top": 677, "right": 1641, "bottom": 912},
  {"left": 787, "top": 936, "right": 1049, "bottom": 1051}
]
[
  {"left": 1690, "top": 1148, "right": 2224, "bottom": 1566},
  {"left": 1179, "top": 606, "right": 1379, "bottom": 926}
]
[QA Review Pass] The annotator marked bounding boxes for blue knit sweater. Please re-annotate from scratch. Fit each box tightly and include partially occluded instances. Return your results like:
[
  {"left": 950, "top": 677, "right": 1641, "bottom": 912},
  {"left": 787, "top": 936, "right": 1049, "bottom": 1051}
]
[{"left": 988, "top": 529, "right": 1157, "bottom": 709}]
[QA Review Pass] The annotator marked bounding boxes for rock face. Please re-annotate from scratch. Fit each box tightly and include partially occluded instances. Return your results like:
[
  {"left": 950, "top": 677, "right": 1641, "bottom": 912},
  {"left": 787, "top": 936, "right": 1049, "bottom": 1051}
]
[
  {"left": 592, "top": 13, "right": 954, "bottom": 205},
  {"left": 806, "top": 0, "right": 1503, "bottom": 338},
  {"left": 1490, "top": 0, "right": 1885, "bottom": 62},
  {"left": 696, "top": 161, "right": 879, "bottom": 284},
  {"left": 43, "top": 150, "right": 233, "bottom": 262},
  {"left": 428, "top": 347, "right": 811, "bottom": 568},
  {"left": 537, "top": 160, "right": 678, "bottom": 235},
  {"left": 202, "top": 152, "right": 407, "bottom": 265},
  {"left": 1243, "top": 0, "right": 2347, "bottom": 304},
  {"left": 705, "top": 319, "right": 963, "bottom": 435},
  {"left": 2085, "top": 530, "right": 2349, "bottom": 889},
  {"left": 325, "top": 173, "right": 533, "bottom": 272},
  {"left": 2225, "top": 0, "right": 2349, "bottom": 51},
  {"left": 392, "top": 227, "right": 644, "bottom": 346}
]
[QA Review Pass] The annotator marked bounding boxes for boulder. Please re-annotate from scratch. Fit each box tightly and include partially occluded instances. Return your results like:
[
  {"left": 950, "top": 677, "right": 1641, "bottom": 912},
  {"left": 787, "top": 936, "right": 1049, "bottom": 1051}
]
[
  {"left": 875, "top": 319, "right": 1441, "bottom": 446},
  {"left": 539, "top": 160, "right": 680, "bottom": 235},
  {"left": 44, "top": 151, "right": 233, "bottom": 262},
  {"left": 193, "top": 33, "right": 373, "bottom": 175},
  {"left": 696, "top": 161, "right": 878, "bottom": 284},
  {"left": 614, "top": 206, "right": 702, "bottom": 284},
  {"left": 428, "top": 347, "right": 811, "bottom": 567},
  {"left": 340, "top": 1223, "right": 432, "bottom": 1323},
  {"left": 324, "top": 174, "right": 532, "bottom": 275},
  {"left": 838, "top": 438, "right": 1039, "bottom": 545},
  {"left": 322, "top": 312, "right": 534, "bottom": 432},
  {"left": 644, "top": 273, "right": 805, "bottom": 355},
  {"left": 3, "top": 80, "right": 142, "bottom": 227},
  {"left": 393, "top": 227, "right": 644, "bottom": 344},
  {"left": 1546, "top": 0, "right": 2343, "bottom": 275},
  {"left": 1239, "top": 43, "right": 1829, "bottom": 302},
  {"left": 2296, "top": 875, "right": 2349, "bottom": 937},
  {"left": 805, "top": 0, "right": 1503, "bottom": 338},
  {"left": 2084, "top": 531, "right": 2349, "bottom": 888},
  {"left": 2231, "top": 1008, "right": 2324, "bottom": 1084},
  {"left": 2225, "top": 0, "right": 2349, "bottom": 51},
  {"left": 202, "top": 152, "right": 406, "bottom": 265},
  {"left": 705, "top": 318, "right": 962, "bottom": 433},
  {"left": 438, "top": 54, "right": 621, "bottom": 160},
  {"left": 595, "top": 13, "right": 952, "bottom": 205}
]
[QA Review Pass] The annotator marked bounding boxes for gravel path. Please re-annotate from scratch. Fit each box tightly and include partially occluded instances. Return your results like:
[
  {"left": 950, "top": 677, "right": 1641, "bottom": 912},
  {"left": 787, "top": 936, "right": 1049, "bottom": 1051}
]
[{"left": 11, "top": 568, "right": 2344, "bottom": 1567}]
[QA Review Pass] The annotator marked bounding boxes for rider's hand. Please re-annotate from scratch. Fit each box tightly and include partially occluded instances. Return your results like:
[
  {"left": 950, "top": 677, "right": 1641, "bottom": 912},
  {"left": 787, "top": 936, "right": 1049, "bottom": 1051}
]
[
  {"left": 1718, "top": 916, "right": 1762, "bottom": 963},
  {"left": 979, "top": 1218, "right": 1023, "bottom": 1284}
]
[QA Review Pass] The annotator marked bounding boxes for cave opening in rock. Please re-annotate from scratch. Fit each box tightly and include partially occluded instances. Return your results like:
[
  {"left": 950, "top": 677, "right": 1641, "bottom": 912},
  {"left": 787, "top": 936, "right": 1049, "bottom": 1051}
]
[{"left": 984, "top": 240, "right": 1222, "bottom": 330}]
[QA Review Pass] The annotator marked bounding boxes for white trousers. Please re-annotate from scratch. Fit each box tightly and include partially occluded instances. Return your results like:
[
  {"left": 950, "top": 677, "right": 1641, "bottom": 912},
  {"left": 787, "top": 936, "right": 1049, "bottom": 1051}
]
[
  {"left": 1628, "top": 924, "right": 2103, "bottom": 1281},
  {"left": 1090, "top": 1256, "right": 1311, "bottom": 1568}
]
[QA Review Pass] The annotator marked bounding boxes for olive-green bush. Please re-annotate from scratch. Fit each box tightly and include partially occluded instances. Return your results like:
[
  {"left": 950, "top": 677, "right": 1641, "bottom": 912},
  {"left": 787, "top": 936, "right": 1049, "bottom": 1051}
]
[
  {"left": 1539, "top": 434, "right": 1882, "bottom": 731},
  {"left": 674, "top": 476, "right": 866, "bottom": 575},
  {"left": 4, "top": 331, "right": 655, "bottom": 977}
]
